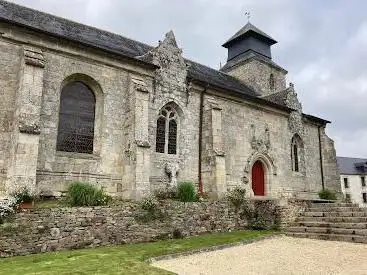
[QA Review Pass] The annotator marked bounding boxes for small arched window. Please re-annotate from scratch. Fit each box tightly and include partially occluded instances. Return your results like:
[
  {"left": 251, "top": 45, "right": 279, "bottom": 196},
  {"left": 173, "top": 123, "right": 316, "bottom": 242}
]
[
  {"left": 56, "top": 81, "right": 96, "bottom": 154},
  {"left": 291, "top": 134, "right": 303, "bottom": 172},
  {"left": 156, "top": 104, "right": 178, "bottom": 154},
  {"left": 269, "top": 73, "right": 275, "bottom": 91}
]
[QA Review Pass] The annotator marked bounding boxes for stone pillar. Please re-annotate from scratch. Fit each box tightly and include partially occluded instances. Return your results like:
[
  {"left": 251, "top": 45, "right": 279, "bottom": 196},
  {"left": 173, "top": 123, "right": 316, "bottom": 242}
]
[
  {"left": 130, "top": 77, "right": 151, "bottom": 199},
  {"left": 202, "top": 100, "right": 227, "bottom": 198},
  {"left": 6, "top": 46, "right": 45, "bottom": 195},
  {"left": 211, "top": 103, "right": 226, "bottom": 197}
]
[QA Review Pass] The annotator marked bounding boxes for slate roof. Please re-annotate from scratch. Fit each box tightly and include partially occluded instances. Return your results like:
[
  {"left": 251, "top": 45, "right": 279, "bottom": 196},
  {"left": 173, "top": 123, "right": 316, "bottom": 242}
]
[
  {"left": 0, "top": 0, "right": 329, "bottom": 124},
  {"left": 337, "top": 157, "right": 367, "bottom": 175},
  {"left": 222, "top": 22, "right": 277, "bottom": 48},
  {"left": 221, "top": 50, "right": 287, "bottom": 72},
  {"left": 262, "top": 89, "right": 290, "bottom": 106}
]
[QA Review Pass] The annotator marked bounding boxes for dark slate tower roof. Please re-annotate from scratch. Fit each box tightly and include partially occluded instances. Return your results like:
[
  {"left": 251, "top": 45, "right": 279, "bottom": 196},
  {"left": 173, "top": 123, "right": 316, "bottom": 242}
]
[
  {"left": 222, "top": 22, "right": 277, "bottom": 62},
  {"left": 223, "top": 22, "right": 277, "bottom": 47}
]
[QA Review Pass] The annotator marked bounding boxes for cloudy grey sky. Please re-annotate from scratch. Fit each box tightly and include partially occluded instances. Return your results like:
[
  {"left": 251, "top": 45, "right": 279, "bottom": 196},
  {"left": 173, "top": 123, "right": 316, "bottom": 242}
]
[{"left": 8, "top": 0, "right": 367, "bottom": 157}]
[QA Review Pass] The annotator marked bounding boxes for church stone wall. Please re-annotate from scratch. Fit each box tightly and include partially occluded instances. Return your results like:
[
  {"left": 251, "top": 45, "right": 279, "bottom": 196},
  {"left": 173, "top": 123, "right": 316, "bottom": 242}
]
[
  {"left": 36, "top": 51, "right": 131, "bottom": 196},
  {"left": 0, "top": 40, "right": 22, "bottom": 195},
  {"left": 147, "top": 32, "right": 200, "bottom": 190},
  {"left": 211, "top": 93, "right": 327, "bottom": 199},
  {"left": 0, "top": 22, "right": 340, "bottom": 200},
  {"left": 224, "top": 58, "right": 287, "bottom": 96}
]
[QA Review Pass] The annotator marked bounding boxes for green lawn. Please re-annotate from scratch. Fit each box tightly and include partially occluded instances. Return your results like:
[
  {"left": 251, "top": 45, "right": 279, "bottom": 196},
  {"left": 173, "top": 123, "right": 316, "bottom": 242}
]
[{"left": 0, "top": 230, "right": 274, "bottom": 275}]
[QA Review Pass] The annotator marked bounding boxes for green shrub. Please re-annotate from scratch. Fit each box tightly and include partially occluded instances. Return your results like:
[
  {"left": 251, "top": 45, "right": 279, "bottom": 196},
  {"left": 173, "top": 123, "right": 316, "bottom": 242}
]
[
  {"left": 140, "top": 196, "right": 159, "bottom": 214},
  {"left": 226, "top": 187, "right": 246, "bottom": 210},
  {"left": 318, "top": 189, "right": 337, "bottom": 200},
  {"left": 65, "top": 182, "right": 110, "bottom": 206},
  {"left": 136, "top": 196, "right": 164, "bottom": 222},
  {"left": 153, "top": 186, "right": 178, "bottom": 200},
  {"left": 177, "top": 181, "right": 196, "bottom": 202},
  {"left": 241, "top": 200, "right": 281, "bottom": 230},
  {"left": 11, "top": 187, "right": 34, "bottom": 204}
]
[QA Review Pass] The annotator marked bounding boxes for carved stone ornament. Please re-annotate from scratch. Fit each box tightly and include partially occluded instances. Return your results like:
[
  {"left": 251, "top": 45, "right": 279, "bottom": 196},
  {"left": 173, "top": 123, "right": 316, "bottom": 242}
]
[
  {"left": 135, "top": 140, "right": 151, "bottom": 148},
  {"left": 250, "top": 124, "right": 270, "bottom": 153},
  {"left": 165, "top": 162, "right": 180, "bottom": 187},
  {"left": 23, "top": 46, "right": 45, "bottom": 68},
  {"left": 131, "top": 77, "right": 149, "bottom": 93},
  {"left": 19, "top": 121, "right": 41, "bottom": 135}
]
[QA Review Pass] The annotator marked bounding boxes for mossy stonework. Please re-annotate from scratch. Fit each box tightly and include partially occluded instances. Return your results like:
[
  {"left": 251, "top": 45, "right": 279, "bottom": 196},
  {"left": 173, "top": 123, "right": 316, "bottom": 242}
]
[
  {"left": 0, "top": 1, "right": 340, "bottom": 200},
  {"left": 0, "top": 200, "right": 282, "bottom": 257}
]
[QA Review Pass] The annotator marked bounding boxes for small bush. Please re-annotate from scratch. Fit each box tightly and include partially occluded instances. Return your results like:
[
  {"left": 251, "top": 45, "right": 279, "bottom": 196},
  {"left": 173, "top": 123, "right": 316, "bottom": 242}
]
[
  {"left": 318, "top": 189, "right": 337, "bottom": 201},
  {"left": 172, "top": 228, "right": 184, "bottom": 239},
  {"left": 140, "top": 196, "right": 159, "bottom": 214},
  {"left": 0, "top": 198, "right": 17, "bottom": 224},
  {"left": 241, "top": 200, "right": 281, "bottom": 230},
  {"left": 136, "top": 196, "right": 164, "bottom": 222},
  {"left": 153, "top": 186, "right": 178, "bottom": 200},
  {"left": 11, "top": 187, "right": 34, "bottom": 204},
  {"left": 177, "top": 181, "right": 196, "bottom": 202},
  {"left": 65, "top": 182, "right": 110, "bottom": 206},
  {"left": 226, "top": 186, "right": 246, "bottom": 210}
]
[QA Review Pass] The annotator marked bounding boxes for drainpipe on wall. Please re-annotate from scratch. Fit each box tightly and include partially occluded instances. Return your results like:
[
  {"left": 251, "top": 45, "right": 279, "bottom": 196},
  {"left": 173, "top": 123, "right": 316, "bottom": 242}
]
[
  {"left": 318, "top": 125, "right": 325, "bottom": 190},
  {"left": 198, "top": 85, "right": 207, "bottom": 194}
]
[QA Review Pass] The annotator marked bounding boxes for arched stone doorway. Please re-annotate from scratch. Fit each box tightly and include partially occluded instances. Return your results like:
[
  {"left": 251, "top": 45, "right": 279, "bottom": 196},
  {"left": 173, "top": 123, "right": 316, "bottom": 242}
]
[{"left": 252, "top": 160, "right": 265, "bottom": 196}]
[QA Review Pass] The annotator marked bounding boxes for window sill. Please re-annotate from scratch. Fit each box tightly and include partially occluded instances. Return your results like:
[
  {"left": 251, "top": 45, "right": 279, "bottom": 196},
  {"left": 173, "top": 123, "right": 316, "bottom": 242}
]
[{"left": 56, "top": 151, "right": 101, "bottom": 160}]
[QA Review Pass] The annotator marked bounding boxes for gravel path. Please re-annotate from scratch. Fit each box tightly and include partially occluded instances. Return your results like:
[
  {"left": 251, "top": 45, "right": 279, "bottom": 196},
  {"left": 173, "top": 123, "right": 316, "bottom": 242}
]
[{"left": 151, "top": 236, "right": 367, "bottom": 275}]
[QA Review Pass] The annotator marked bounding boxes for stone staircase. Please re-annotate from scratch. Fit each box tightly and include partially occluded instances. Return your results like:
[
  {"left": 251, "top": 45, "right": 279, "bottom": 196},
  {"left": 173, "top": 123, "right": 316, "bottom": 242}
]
[{"left": 285, "top": 202, "right": 367, "bottom": 244}]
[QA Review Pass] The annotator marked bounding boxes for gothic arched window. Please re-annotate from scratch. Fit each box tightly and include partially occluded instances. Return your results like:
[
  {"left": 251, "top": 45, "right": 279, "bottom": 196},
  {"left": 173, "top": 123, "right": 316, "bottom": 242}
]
[
  {"left": 56, "top": 81, "right": 96, "bottom": 154},
  {"left": 291, "top": 134, "right": 304, "bottom": 173},
  {"left": 156, "top": 104, "right": 178, "bottom": 154}
]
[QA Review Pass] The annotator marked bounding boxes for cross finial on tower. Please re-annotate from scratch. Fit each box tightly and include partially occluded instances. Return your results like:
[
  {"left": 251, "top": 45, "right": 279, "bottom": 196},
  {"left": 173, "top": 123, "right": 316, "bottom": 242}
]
[{"left": 245, "top": 11, "right": 251, "bottom": 23}]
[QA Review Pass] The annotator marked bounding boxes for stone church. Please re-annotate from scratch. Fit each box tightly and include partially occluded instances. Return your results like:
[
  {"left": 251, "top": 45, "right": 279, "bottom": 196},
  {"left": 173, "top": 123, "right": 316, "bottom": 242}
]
[{"left": 0, "top": 1, "right": 340, "bottom": 199}]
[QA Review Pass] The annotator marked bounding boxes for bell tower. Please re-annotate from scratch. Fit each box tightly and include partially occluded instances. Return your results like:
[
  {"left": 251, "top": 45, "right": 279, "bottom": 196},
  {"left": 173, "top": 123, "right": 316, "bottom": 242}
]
[{"left": 221, "top": 22, "right": 287, "bottom": 96}]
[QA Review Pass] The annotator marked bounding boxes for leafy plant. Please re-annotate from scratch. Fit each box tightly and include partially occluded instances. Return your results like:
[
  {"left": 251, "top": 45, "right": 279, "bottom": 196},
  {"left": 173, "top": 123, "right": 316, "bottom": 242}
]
[
  {"left": 177, "top": 181, "right": 196, "bottom": 202},
  {"left": 241, "top": 200, "right": 281, "bottom": 230},
  {"left": 153, "top": 186, "right": 178, "bottom": 200},
  {"left": 0, "top": 198, "right": 17, "bottom": 224},
  {"left": 136, "top": 196, "right": 164, "bottom": 222},
  {"left": 64, "top": 182, "right": 110, "bottom": 206},
  {"left": 226, "top": 186, "right": 246, "bottom": 210},
  {"left": 140, "top": 196, "right": 159, "bottom": 214},
  {"left": 172, "top": 228, "right": 184, "bottom": 239},
  {"left": 11, "top": 187, "right": 34, "bottom": 204},
  {"left": 318, "top": 188, "right": 337, "bottom": 201}
]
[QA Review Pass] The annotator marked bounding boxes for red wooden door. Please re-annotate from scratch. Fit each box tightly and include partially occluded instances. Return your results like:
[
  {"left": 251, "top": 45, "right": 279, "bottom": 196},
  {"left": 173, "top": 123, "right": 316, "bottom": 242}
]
[{"left": 252, "top": 161, "right": 265, "bottom": 196}]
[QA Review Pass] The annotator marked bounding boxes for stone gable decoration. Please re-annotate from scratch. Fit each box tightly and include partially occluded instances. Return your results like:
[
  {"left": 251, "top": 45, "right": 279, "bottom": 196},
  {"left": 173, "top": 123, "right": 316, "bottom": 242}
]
[
  {"left": 165, "top": 162, "right": 180, "bottom": 187},
  {"left": 286, "top": 83, "right": 304, "bottom": 136}
]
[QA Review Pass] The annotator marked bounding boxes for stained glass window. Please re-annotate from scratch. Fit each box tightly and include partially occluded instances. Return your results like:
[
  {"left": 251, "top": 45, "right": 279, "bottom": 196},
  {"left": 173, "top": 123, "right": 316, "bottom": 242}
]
[
  {"left": 156, "top": 104, "right": 178, "bottom": 154},
  {"left": 56, "top": 81, "right": 95, "bottom": 154},
  {"left": 156, "top": 117, "right": 166, "bottom": 153},
  {"left": 168, "top": 120, "right": 177, "bottom": 154}
]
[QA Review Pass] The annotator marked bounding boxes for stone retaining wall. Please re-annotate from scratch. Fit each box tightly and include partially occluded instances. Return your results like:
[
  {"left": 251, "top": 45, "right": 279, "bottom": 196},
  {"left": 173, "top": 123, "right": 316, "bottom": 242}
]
[{"left": 0, "top": 199, "right": 294, "bottom": 257}]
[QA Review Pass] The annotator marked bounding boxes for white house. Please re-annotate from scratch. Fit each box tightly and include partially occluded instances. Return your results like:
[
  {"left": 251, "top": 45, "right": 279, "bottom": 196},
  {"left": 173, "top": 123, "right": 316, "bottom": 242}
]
[{"left": 337, "top": 157, "right": 367, "bottom": 206}]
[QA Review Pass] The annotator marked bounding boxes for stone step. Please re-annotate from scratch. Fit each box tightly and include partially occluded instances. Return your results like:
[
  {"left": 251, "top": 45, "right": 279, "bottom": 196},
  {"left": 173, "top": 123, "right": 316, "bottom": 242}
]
[
  {"left": 303, "top": 211, "right": 367, "bottom": 217},
  {"left": 297, "top": 216, "right": 367, "bottom": 223},
  {"left": 310, "top": 203, "right": 357, "bottom": 207},
  {"left": 292, "top": 221, "right": 367, "bottom": 229},
  {"left": 286, "top": 226, "right": 367, "bottom": 236},
  {"left": 285, "top": 232, "right": 367, "bottom": 244},
  {"left": 307, "top": 207, "right": 365, "bottom": 212}
]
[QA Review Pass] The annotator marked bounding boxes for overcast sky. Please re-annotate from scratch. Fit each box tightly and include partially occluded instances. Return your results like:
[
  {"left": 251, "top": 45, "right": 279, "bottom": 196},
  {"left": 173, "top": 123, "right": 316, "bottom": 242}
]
[{"left": 9, "top": 0, "right": 367, "bottom": 158}]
